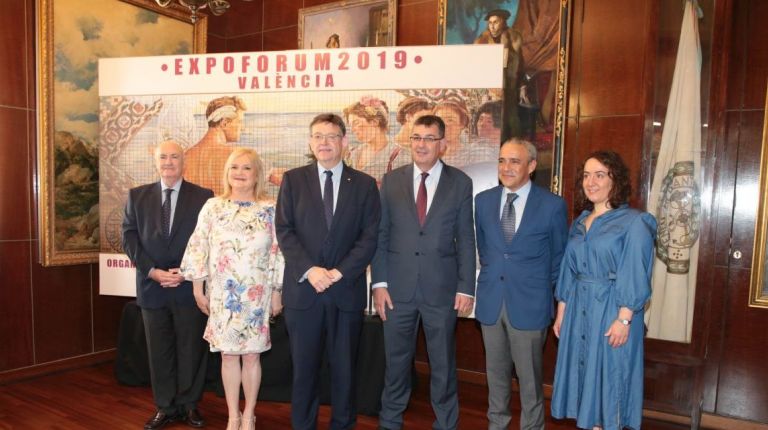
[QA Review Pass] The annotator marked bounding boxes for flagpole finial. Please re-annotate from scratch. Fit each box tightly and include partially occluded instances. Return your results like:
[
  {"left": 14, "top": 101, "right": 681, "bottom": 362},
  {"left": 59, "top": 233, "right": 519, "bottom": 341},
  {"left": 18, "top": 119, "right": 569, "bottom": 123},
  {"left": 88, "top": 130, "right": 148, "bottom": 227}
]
[{"left": 690, "top": 0, "right": 704, "bottom": 19}]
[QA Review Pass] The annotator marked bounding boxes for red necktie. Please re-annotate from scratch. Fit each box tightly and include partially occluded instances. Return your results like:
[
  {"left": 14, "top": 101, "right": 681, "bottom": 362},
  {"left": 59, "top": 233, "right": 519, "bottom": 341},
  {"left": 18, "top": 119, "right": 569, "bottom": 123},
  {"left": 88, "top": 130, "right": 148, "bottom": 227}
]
[{"left": 417, "top": 172, "right": 429, "bottom": 226}]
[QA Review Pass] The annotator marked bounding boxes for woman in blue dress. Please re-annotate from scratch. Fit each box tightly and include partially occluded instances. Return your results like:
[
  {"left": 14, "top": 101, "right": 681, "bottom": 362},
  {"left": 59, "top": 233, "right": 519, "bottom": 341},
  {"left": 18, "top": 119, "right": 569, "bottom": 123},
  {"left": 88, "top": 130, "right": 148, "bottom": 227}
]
[{"left": 551, "top": 151, "right": 656, "bottom": 430}]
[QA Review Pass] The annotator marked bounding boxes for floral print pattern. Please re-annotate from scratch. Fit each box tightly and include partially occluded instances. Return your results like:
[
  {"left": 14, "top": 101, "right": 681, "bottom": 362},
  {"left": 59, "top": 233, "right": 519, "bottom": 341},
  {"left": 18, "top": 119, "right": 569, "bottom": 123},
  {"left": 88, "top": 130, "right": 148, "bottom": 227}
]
[{"left": 181, "top": 198, "right": 284, "bottom": 353}]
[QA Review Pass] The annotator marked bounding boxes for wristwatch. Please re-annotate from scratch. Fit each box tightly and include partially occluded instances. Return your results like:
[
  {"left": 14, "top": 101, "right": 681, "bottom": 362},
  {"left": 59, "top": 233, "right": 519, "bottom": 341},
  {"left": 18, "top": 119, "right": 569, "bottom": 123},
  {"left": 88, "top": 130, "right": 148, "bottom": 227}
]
[{"left": 617, "top": 318, "right": 631, "bottom": 326}]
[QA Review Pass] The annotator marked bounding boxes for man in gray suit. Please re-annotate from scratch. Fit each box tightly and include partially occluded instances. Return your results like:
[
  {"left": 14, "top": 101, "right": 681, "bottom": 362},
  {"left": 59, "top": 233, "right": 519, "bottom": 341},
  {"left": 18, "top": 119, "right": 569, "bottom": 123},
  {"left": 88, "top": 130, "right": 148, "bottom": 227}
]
[{"left": 372, "top": 115, "right": 476, "bottom": 430}]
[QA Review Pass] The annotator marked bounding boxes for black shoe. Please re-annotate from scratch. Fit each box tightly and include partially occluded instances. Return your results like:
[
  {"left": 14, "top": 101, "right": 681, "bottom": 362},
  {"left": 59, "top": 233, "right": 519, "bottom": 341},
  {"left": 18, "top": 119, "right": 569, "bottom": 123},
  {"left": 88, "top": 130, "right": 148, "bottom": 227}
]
[
  {"left": 144, "top": 410, "right": 178, "bottom": 430},
  {"left": 185, "top": 408, "right": 206, "bottom": 428}
]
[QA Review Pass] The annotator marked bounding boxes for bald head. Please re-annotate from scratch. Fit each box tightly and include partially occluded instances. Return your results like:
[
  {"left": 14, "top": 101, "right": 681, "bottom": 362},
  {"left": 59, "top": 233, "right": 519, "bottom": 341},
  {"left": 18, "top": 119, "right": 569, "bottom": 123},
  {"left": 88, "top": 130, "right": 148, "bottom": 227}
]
[{"left": 154, "top": 140, "right": 185, "bottom": 187}]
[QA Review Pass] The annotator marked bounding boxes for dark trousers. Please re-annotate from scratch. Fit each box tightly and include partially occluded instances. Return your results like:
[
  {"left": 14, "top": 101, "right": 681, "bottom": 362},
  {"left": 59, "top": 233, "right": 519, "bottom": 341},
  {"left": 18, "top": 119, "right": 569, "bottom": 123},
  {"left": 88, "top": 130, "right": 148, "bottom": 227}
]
[
  {"left": 141, "top": 302, "right": 208, "bottom": 415},
  {"left": 284, "top": 293, "right": 364, "bottom": 430},
  {"left": 379, "top": 288, "right": 459, "bottom": 430}
]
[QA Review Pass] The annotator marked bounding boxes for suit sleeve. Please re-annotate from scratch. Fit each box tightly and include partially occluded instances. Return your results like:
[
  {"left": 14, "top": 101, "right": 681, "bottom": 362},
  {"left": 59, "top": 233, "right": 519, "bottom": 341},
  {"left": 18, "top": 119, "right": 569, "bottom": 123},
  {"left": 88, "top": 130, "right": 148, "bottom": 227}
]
[
  {"left": 275, "top": 172, "right": 315, "bottom": 282},
  {"left": 455, "top": 177, "right": 477, "bottom": 297},
  {"left": 122, "top": 190, "right": 155, "bottom": 278},
  {"left": 474, "top": 194, "right": 486, "bottom": 265},
  {"left": 550, "top": 197, "right": 569, "bottom": 286},
  {"left": 335, "top": 177, "right": 381, "bottom": 279},
  {"left": 370, "top": 173, "right": 391, "bottom": 284}
]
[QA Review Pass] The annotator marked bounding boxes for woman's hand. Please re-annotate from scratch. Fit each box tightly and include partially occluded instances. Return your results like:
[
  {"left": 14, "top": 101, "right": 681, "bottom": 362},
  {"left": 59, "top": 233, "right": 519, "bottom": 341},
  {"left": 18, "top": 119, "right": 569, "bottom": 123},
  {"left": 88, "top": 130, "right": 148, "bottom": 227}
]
[
  {"left": 270, "top": 291, "right": 283, "bottom": 317},
  {"left": 553, "top": 302, "right": 566, "bottom": 338},
  {"left": 604, "top": 320, "right": 630, "bottom": 347},
  {"left": 192, "top": 280, "right": 209, "bottom": 315},
  {"left": 194, "top": 292, "right": 210, "bottom": 316}
]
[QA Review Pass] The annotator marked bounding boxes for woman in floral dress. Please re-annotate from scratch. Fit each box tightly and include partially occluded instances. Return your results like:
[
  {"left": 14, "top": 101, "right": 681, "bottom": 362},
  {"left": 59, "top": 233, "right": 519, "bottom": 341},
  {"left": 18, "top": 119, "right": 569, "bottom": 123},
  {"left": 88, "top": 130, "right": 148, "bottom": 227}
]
[{"left": 181, "top": 147, "right": 284, "bottom": 430}]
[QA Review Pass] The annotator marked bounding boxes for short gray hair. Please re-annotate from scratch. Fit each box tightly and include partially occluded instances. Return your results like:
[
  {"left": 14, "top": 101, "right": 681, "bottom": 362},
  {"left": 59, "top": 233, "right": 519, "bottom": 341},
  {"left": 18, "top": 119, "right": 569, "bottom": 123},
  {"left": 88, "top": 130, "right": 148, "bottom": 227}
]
[{"left": 501, "top": 138, "right": 537, "bottom": 162}]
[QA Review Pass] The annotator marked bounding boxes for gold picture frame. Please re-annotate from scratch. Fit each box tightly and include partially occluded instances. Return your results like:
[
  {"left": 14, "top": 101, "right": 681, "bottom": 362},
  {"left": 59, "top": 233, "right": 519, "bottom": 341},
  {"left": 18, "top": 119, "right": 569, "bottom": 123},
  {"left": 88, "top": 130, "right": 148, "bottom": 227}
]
[
  {"left": 298, "top": 0, "right": 397, "bottom": 49},
  {"left": 437, "top": 0, "right": 572, "bottom": 194},
  {"left": 749, "top": 83, "right": 768, "bottom": 308},
  {"left": 36, "top": 0, "right": 206, "bottom": 266}
]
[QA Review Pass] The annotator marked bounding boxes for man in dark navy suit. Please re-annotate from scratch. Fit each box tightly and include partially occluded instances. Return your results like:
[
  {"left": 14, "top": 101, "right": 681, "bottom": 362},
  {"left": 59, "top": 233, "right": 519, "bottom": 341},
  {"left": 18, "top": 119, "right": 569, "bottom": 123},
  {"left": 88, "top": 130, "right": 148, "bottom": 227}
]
[
  {"left": 474, "top": 138, "right": 568, "bottom": 430},
  {"left": 123, "top": 140, "right": 214, "bottom": 429},
  {"left": 276, "top": 113, "right": 381, "bottom": 430}
]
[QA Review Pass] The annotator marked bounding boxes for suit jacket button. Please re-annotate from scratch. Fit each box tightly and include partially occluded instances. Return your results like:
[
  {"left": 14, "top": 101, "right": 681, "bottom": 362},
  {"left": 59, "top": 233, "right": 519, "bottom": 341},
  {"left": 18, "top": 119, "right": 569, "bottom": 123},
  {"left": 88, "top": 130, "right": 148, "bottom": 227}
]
[
  {"left": 500, "top": 276, "right": 504, "bottom": 281},
  {"left": 415, "top": 252, "right": 420, "bottom": 256},
  {"left": 419, "top": 232, "right": 425, "bottom": 236}
]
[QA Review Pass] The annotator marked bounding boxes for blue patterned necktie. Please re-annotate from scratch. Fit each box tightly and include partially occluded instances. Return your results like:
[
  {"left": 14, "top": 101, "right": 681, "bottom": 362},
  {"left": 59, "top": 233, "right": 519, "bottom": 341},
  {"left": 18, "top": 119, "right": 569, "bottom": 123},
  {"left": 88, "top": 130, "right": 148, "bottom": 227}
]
[
  {"left": 501, "top": 192, "right": 518, "bottom": 242},
  {"left": 323, "top": 170, "right": 333, "bottom": 229},
  {"left": 162, "top": 188, "right": 173, "bottom": 238}
]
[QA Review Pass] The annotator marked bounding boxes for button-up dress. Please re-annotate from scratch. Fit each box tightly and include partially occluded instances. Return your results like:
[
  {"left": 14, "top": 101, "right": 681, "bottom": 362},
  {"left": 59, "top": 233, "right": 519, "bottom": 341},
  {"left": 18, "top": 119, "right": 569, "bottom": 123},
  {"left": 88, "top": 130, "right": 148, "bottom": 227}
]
[{"left": 551, "top": 206, "right": 656, "bottom": 430}]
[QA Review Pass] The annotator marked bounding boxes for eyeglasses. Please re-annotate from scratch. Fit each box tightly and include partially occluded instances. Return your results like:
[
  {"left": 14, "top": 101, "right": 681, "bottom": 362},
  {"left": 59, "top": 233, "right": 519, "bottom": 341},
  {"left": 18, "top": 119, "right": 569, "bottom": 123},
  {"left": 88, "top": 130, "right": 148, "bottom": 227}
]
[
  {"left": 409, "top": 135, "right": 443, "bottom": 144},
  {"left": 311, "top": 133, "right": 343, "bottom": 143}
]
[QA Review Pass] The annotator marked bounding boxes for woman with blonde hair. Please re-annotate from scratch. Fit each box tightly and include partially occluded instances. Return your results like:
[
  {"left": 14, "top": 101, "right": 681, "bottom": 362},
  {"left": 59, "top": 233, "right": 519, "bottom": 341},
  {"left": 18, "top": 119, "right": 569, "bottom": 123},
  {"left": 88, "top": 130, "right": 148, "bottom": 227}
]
[
  {"left": 181, "top": 147, "right": 284, "bottom": 430},
  {"left": 344, "top": 95, "right": 410, "bottom": 184}
]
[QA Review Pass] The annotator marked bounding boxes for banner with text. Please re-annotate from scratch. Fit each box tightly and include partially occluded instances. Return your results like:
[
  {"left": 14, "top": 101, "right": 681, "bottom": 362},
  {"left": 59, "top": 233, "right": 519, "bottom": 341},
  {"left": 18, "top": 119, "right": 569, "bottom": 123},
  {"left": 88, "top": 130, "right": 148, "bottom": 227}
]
[{"left": 99, "top": 45, "right": 503, "bottom": 302}]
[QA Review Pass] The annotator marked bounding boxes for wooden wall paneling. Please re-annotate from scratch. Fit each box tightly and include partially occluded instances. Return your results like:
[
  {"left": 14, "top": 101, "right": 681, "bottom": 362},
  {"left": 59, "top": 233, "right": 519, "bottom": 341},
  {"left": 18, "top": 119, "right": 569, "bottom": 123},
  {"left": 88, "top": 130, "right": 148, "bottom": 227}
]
[
  {"left": 698, "top": 107, "right": 741, "bottom": 413},
  {"left": 91, "top": 266, "right": 131, "bottom": 351},
  {"left": 729, "top": 110, "right": 766, "bottom": 269},
  {"left": 717, "top": 269, "right": 768, "bottom": 423},
  {"left": 724, "top": 0, "right": 747, "bottom": 111},
  {"left": 714, "top": 106, "right": 768, "bottom": 423},
  {"left": 643, "top": 360, "right": 696, "bottom": 415},
  {"left": 31, "top": 264, "right": 93, "bottom": 363},
  {"left": 395, "top": 0, "right": 438, "bottom": 46},
  {"left": 0, "top": 241, "right": 34, "bottom": 371},
  {"left": 223, "top": 0, "right": 264, "bottom": 37},
  {"left": 28, "top": 109, "right": 39, "bottom": 242},
  {"left": 229, "top": 33, "right": 267, "bottom": 52},
  {"left": 0, "top": 107, "right": 32, "bottom": 240},
  {"left": 0, "top": 0, "right": 30, "bottom": 108},
  {"left": 576, "top": 0, "right": 651, "bottom": 117},
  {"left": 207, "top": 34, "right": 228, "bottom": 53},
  {"left": 262, "top": 27, "right": 296, "bottom": 51},
  {"left": 740, "top": 0, "right": 768, "bottom": 110},
  {"left": 263, "top": 0, "right": 302, "bottom": 32},
  {"left": 454, "top": 319, "right": 484, "bottom": 374}
]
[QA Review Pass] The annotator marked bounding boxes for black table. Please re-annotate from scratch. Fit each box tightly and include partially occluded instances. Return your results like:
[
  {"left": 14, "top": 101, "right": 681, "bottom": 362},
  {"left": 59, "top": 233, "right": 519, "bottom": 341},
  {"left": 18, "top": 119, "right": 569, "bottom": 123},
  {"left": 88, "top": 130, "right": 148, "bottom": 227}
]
[{"left": 115, "top": 301, "right": 386, "bottom": 415}]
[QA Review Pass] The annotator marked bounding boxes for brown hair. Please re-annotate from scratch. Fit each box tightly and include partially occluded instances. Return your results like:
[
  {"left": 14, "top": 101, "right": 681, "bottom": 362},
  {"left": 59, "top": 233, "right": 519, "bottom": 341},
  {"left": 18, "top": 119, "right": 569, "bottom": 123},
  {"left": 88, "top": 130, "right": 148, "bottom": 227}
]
[
  {"left": 309, "top": 113, "right": 346, "bottom": 136},
  {"left": 575, "top": 150, "right": 631, "bottom": 212},
  {"left": 413, "top": 115, "right": 446, "bottom": 137}
]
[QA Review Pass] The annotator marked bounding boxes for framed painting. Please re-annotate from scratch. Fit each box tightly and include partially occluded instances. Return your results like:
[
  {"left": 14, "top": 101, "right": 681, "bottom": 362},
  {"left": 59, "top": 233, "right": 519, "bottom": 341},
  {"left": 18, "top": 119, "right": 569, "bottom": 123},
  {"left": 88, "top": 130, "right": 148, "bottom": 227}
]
[
  {"left": 749, "top": 84, "right": 768, "bottom": 308},
  {"left": 36, "top": 0, "right": 206, "bottom": 266},
  {"left": 438, "top": 0, "right": 573, "bottom": 194},
  {"left": 298, "top": 0, "right": 397, "bottom": 49}
]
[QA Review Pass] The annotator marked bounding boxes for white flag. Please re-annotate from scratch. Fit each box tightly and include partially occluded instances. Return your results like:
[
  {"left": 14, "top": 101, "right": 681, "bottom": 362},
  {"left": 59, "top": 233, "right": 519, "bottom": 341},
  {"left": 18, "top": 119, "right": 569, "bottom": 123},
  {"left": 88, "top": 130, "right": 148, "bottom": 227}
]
[{"left": 645, "top": 0, "right": 703, "bottom": 343}]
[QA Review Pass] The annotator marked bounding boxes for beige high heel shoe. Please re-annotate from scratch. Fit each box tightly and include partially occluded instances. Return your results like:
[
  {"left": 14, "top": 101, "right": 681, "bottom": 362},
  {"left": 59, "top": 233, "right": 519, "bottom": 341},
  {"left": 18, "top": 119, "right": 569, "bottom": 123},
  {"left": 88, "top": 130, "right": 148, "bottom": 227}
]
[
  {"left": 240, "top": 415, "right": 256, "bottom": 430},
  {"left": 226, "top": 413, "right": 241, "bottom": 430}
]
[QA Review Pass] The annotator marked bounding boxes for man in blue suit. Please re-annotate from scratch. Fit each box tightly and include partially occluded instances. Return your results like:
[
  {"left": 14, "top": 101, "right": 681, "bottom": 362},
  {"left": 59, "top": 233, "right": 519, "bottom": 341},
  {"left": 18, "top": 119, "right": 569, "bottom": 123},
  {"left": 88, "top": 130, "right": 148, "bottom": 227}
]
[
  {"left": 276, "top": 113, "right": 381, "bottom": 430},
  {"left": 123, "top": 140, "right": 214, "bottom": 429},
  {"left": 474, "top": 138, "right": 568, "bottom": 430}
]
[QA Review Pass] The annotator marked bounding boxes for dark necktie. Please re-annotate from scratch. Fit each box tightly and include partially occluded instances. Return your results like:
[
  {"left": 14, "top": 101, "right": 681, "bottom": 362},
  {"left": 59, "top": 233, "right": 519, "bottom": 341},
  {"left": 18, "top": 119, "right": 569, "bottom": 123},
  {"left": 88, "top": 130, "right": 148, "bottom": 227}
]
[
  {"left": 323, "top": 170, "right": 334, "bottom": 229},
  {"left": 162, "top": 188, "right": 173, "bottom": 238},
  {"left": 416, "top": 172, "right": 429, "bottom": 226},
  {"left": 501, "top": 192, "right": 518, "bottom": 242}
]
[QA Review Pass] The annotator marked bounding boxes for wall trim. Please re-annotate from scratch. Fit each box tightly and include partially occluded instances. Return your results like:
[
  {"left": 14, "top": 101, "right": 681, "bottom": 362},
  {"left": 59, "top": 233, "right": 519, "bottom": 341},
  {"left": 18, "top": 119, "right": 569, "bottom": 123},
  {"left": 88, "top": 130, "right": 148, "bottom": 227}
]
[{"left": 0, "top": 349, "right": 115, "bottom": 385}]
